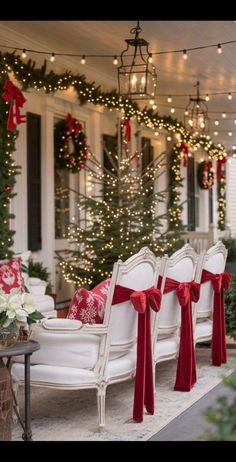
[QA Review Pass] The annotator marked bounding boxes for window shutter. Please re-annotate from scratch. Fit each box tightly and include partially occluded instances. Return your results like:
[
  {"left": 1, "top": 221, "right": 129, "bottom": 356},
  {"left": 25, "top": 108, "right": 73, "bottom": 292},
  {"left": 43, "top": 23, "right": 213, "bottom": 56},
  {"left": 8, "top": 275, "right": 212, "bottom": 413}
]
[{"left": 27, "top": 112, "right": 42, "bottom": 251}]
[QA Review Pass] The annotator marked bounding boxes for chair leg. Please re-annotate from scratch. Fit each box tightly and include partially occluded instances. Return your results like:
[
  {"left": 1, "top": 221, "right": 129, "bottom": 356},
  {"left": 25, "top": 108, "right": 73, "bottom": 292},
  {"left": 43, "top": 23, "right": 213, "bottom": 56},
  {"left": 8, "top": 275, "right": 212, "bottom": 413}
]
[
  {"left": 153, "top": 364, "right": 156, "bottom": 395},
  {"left": 97, "top": 382, "right": 107, "bottom": 428}
]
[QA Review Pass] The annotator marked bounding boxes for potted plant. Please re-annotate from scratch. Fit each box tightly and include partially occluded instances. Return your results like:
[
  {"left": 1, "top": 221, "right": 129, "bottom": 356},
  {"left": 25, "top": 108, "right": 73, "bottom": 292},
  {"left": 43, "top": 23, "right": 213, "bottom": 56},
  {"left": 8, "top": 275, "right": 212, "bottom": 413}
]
[
  {"left": 0, "top": 288, "right": 44, "bottom": 347},
  {"left": 28, "top": 259, "right": 53, "bottom": 294}
]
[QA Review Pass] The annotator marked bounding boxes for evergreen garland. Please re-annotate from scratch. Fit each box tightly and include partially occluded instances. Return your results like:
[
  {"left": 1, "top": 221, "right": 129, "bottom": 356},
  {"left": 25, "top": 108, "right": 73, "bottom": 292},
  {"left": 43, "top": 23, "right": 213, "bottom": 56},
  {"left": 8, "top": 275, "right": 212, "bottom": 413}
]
[
  {"left": 54, "top": 117, "right": 88, "bottom": 173},
  {"left": 0, "top": 77, "right": 21, "bottom": 259},
  {"left": 0, "top": 49, "right": 228, "bottom": 257}
]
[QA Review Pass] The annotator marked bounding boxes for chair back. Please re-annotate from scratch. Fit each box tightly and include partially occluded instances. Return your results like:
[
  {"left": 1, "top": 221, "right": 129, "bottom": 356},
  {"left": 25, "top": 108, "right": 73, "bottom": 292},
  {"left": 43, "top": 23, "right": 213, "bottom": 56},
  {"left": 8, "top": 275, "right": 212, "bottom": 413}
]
[
  {"left": 195, "top": 241, "right": 228, "bottom": 319},
  {"left": 103, "top": 247, "right": 161, "bottom": 354},
  {"left": 155, "top": 244, "right": 199, "bottom": 340}
]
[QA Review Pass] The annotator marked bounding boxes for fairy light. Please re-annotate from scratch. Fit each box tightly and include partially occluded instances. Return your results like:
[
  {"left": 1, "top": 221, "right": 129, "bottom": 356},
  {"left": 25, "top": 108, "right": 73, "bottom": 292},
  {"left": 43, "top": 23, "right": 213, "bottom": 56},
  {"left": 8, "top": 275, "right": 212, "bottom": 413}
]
[
  {"left": 217, "top": 44, "right": 222, "bottom": 54},
  {"left": 81, "top": 55, "right": 86, "bottom": 64},
  {"left": 21, "top": 49, "right": 27, "bottom": 59},
  {"left": 228, "top": 92, "right": 232, "bottom": 100},
  {"left": 50, "top": 53, "right": 55, "bottom": 62},
  {"left": 183, "top": 49, "right": 188, "bottom": 60},
  {"left": 113, "top": 56, "right": 118, "bottom": 65}
]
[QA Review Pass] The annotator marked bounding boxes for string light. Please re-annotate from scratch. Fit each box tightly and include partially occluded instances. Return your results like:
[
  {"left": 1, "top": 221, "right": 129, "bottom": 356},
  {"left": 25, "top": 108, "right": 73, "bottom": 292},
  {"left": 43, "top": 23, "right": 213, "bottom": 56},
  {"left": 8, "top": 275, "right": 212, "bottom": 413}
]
[
  {"left": 167, "top": 96, "right": 172, "bottom": 103},
  {"left": 113, "top": 56, "right": 118, "bottom": 65},
  {"left": 228, "top": 92, "right": 232, "bottom": 100},
  {"left": 81, "top": 55, "right": 86, "bottom": 64},
  {"left": 1, "top": 36, "right": 236, "bottom": 61},
  {"left": 21, "top": 49, "right": 27, "bottom": 59},
  {"left": 50, "top": 53, "right": 55, "bottom": 62}
]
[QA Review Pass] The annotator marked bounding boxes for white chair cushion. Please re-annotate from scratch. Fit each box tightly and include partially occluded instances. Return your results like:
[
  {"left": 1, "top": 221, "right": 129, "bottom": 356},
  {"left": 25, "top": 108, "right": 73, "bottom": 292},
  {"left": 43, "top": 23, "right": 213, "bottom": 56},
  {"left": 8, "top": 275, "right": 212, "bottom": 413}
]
[
  {"left": 154, "top": 335, "right": 179, "bottom": 362},
  {"left": 12, "top": 363, "right": 96, "bottom": 386},
  {"left": 195, "top": 319, "right": 212, "bottom": 341}
]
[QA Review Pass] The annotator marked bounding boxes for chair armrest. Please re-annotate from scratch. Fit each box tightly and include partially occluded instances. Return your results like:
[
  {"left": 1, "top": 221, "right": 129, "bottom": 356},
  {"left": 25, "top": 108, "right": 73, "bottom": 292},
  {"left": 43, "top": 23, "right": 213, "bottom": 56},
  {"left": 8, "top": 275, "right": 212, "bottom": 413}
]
[{"left": 41, "top": 318, "right": 108, "bottom": 335}]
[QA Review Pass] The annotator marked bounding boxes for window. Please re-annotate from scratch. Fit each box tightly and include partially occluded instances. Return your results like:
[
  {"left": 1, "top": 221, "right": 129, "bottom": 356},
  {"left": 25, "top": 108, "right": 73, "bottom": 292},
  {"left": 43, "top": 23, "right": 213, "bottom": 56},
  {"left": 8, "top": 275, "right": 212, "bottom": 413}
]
[
  {"left": 55, "top": 169, "right": 70, "bottom": 239},
  {"left": 187, "top": 158, "right": 199, "bottom": 230},
  {"left": 27, "top": 112, "right": 41, "bottom": 251}
]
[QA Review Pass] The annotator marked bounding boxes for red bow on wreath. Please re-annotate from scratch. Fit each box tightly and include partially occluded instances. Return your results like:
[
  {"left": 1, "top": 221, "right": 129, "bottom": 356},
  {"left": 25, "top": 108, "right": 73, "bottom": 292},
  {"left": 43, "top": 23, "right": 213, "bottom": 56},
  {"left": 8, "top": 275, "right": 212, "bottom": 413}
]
[
  {"left": 180, "top": 142, "right": 189, "bottom": 167},
  {"left": 66, "top": 113, "right": 82, "bottom": 137},
  {"left": 217, "top": 157, "right": 227, "bottom": 181},
  {"left": 2, "top": 80, "right": 26, "bottom": 131}
]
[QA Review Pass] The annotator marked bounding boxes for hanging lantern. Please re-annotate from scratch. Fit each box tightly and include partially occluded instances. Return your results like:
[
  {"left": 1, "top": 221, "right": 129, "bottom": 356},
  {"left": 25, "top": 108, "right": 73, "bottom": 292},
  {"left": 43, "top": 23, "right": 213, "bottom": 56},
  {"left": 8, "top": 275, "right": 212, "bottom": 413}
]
[
  {"left": 184, "top": 81, "right": 210, "bottom": 136},
  {"left": 118, "top": 21, "right": 157, "bottom": 100}
]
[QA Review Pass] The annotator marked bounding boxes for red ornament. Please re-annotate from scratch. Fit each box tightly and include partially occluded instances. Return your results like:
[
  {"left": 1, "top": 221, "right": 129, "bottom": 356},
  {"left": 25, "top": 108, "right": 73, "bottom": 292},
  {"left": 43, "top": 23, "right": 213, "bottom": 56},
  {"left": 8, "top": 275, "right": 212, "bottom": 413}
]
[{"left": 4, "top": 184, "right": 12, "bottom": 193}]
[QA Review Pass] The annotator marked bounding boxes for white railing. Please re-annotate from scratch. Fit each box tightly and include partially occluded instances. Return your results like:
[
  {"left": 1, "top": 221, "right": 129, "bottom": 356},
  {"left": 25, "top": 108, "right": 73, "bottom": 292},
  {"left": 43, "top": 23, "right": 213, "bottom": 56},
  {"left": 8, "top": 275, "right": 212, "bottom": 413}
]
[{"left": 182, "top": 224, "right": 216, "bottom": 253}]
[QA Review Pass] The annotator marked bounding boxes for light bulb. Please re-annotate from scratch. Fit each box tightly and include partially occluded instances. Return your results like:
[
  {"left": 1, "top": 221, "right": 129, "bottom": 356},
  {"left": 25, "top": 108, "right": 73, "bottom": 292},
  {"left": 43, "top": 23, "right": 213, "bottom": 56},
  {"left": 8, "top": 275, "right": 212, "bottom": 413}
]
[
  {"left": 228, "top": 92, "right": 232, "bottom": 100},
  {"left": 183, "top": 49, "right": 188, "bottom": 60},
  {"left": 205, "top": 94, "right": 210, "bottom": 101},
  {"left": 167, "top": 96, "right": 172, "bottom": 103},
  {"left": 81, "top": 55, "right": 86, "bottom": 64},
  {"left": 50, "top": 53, "right": 55, "bottom": 62},
  {"left": 217, "top": 44, "right": 222, "bottom": 54},
  {"left": 113, "top": 56, "right": 118, "bottom": 65},
  {"left": 22, "top": 49, "right": 27, "bottom": 59}
]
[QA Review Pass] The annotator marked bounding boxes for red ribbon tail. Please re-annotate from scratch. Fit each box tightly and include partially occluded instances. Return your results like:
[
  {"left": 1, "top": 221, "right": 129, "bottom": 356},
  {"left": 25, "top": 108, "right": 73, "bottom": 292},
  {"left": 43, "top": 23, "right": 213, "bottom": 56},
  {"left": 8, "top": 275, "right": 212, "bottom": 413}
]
[
  {"left": 144, "top": 307, "right": 155, "bottom": 414},
  {"left": 174, "top": 301, "right": 196, "bottom": 391},
  {"left": 133, "top": 312, "right": 146, "bottom": 422},
  {"left": 212, "top": 289, "right": 227, "bottom": 366},
  {"left": 7, "top": 103, "right": 16, "bottom": 131}
]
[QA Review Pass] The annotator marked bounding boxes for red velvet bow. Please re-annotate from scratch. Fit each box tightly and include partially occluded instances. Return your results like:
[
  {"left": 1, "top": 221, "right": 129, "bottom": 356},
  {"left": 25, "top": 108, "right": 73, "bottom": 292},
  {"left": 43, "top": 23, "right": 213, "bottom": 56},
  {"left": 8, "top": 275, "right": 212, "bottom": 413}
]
[
  {"left": 162, "top": 277, "right": 200, "bottom": 391},
  {"left": 201, "top": 269, "right": 231, "bottom": 366},
  {"left": 180, "top": 142, "right": 189, "bottom": 167},
  {"left": 66, "top": 113, "right": 82, "bottom": 137},
  {"left": 112, "top": 285, "right": 162, "bottom": 422},
  {"left": 2, "top": 80, "right": 26, "bottom": 131},
  {"left": 123, "top": 119, "right": 131, "bottom": 142},
  {"left": 217, "top": 157, "right": 227, "bottom": 181}
]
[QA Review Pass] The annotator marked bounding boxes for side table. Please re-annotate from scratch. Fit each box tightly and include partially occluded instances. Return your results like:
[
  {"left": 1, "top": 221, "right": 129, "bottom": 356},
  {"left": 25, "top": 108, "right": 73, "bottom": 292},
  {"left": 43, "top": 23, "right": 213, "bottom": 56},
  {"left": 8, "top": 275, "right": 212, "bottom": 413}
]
[{"left": 0, "top": 340, "right": 40, "bottom": 441}]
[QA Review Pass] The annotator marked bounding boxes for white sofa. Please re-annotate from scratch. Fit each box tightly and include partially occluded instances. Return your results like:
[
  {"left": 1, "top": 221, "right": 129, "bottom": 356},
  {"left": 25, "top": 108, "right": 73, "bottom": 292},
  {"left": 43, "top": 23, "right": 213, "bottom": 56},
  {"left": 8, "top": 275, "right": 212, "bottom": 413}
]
[{"left": 28, "top": 277, "right": 55, "bottom": 318}]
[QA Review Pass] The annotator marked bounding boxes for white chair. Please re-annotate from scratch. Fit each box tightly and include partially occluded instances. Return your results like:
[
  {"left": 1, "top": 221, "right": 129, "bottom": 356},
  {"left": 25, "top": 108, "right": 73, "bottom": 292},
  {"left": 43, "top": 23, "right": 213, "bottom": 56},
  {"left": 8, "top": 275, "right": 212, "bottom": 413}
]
[
  {"left": 194, "top": 241, "right": 231, "bottom": 366},
  {"left": 152, "top": 244, "right": 204, "bottom": 391},
  {"left": 12, "top": 247, "right": 161, "bottom": 428}
]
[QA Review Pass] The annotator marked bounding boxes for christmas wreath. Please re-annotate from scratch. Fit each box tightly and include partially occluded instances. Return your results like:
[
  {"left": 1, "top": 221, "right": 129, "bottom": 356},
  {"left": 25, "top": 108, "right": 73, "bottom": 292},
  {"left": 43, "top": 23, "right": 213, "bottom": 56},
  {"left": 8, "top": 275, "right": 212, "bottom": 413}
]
[
  {"left": 197, "top": 160, "right": 214, "bottom": 189},
  {"left": 54, "top": 113, "right": 88, "bottom": 173}
]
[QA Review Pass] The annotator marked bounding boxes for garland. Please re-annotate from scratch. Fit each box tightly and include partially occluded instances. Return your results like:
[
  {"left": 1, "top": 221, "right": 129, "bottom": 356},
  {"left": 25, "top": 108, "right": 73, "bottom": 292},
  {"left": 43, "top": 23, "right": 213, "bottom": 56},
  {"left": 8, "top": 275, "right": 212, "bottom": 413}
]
[
  {"left": 0, "top": 50, "right": 228, "bottom": 257},
  {"left": 54, "top": 114, "right": 88, "bottom": 173},
  {"left": 197, "top": 161, "right": 214, "bottom": 189}
]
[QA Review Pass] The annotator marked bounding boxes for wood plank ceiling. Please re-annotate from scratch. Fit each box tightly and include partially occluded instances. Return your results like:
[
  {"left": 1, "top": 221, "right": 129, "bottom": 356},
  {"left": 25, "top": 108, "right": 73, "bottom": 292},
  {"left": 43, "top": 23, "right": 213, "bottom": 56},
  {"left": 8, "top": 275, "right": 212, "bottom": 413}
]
[{"left": 1, "top": 20, "right": 236, "bottom": 150}]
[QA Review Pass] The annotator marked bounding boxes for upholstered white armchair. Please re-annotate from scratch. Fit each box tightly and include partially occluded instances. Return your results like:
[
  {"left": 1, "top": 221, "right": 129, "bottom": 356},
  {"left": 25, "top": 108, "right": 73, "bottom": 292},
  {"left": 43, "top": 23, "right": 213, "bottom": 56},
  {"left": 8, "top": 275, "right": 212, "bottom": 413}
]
[{"left": 12, "top": 247, "right": 161, "bottom": 428}]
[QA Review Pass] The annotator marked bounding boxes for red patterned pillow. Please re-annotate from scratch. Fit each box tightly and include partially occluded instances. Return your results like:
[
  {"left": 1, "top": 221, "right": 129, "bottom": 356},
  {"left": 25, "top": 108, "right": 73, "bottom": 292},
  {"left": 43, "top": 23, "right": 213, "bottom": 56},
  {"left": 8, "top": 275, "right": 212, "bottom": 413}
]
[
  {"left": 67, "top": 279, "right": 111, "bottom": 324},
  {"left": 0, "top": 257, "right": 25, "bottom": 293}
]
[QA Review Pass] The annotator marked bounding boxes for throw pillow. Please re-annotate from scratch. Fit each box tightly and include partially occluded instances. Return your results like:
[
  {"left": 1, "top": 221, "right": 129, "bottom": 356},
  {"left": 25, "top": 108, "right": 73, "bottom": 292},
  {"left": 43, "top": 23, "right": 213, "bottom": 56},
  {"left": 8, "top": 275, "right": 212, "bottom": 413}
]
[
  {"left": 0, "top": 250, "right": 31, "bottom": 292},
  {"left": 0, "top": 257, "right": 25, "bottom": 293},
  {"left": 15, "top": 250, "right": 31, "bottom": 292},
  {"left": 67, "top": 279, "right": 111, "bottom": 324}
]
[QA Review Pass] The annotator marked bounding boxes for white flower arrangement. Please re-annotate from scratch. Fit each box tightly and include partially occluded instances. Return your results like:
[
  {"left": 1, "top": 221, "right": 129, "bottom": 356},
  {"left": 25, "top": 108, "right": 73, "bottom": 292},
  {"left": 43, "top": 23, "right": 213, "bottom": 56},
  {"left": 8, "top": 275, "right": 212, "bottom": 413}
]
[{"left": 0, "top": 288, "right": 44, "bottom": 328}]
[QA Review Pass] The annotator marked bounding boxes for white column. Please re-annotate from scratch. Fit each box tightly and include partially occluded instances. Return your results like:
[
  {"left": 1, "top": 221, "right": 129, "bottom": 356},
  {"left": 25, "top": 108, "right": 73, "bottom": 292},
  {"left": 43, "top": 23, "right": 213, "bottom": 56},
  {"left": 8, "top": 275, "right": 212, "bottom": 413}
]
[{"left": 40, "top": 100, "right": 56, "bottom": 289}]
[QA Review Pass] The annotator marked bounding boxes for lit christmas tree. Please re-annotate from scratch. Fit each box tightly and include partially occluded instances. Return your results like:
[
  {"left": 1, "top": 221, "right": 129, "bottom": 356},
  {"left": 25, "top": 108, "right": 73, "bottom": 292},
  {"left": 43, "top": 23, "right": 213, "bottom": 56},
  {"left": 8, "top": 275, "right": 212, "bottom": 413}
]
[{"left": 57, "top": 126, "right": 183, "bottom": 287}]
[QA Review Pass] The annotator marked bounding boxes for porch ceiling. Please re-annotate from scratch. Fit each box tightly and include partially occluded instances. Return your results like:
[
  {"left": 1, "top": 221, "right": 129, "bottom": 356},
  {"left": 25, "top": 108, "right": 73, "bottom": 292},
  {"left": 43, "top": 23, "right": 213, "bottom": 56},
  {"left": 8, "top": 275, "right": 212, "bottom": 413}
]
[{"left": 1, "top": 20, "right": 236, "bottom": 150}]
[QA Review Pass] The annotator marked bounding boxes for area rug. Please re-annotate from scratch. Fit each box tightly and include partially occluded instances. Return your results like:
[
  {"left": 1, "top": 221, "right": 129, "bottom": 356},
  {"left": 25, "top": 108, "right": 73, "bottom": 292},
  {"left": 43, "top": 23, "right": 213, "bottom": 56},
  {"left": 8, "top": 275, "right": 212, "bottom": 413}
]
[{"left": 12, "top": 348, "right": 236, "bottom": 441}]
